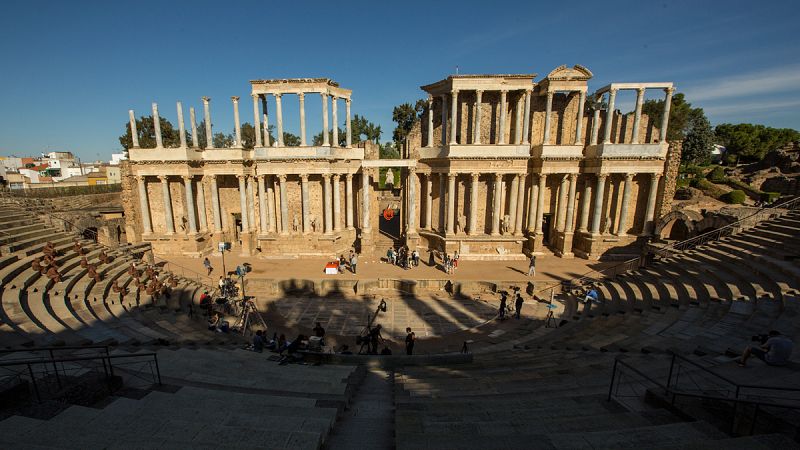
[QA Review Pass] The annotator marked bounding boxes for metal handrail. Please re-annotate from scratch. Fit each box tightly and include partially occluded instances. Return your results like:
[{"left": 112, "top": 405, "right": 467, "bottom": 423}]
[{"left": 0, "top": 344, "right": 110, "bottom": 355}]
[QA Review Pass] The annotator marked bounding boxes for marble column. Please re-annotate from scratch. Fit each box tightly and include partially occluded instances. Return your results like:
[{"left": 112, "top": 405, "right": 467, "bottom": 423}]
[
  {"left": 252, "top": 95, "right": 262, "bottom": 147},
  {"left": 574, "top": 91, "right": 586, "bottom": 145},
  {"left": 660, "top": 87, "right": 675, "bottom": 142},
  {"left": 424, "top": 174, "right": 433, "bottom": 229},
  {"left": 275, "top": 94, "right": 284, "bottom": 146},
  {"left": 321, "top": 93, "right": 330, "bottom": 146},
  {"left": 522, "top": 90, "right": 532, "bottom": 145},
  {"left": 210, "top": 175, "right": 222, "bottom": 232},
  {"left": 616, "top": 173, "right": 635, "bottom": 236},
  {"left": 555, "top": 175, "right": 569, "bottom": 232},
  {"left": 578, "top": 181, "right": 592, "bottom": 233},
  {"left": 438, "top": 174, "right": 446, "bottom": 232},
  {"left": 527, "top": 175, "right": 539, "bottom": 232},
  {"left": 469, "top": 173, "right": 479, "bottom": 235},
  {"left": 332, "top": 97, "right": 339, "bottom": 146},
  {"left": 473, "top": 90, "right": 483, "bottom": 144},
  {"left": 590, "top": 108, "right": 601, "bottom": 145},
  {"left": 265, "top": 176, "right": 276, "bottom": 233},
  {"left": 631, "top": 88, "right": 645, "bottom": 144},
  {"left": 362, "top": 171, "right": 371, "bottom": 231},
  {"left": 514, "top": 95, "right": 523, "bottom": 144},
  {"left": 514, "top": 174, "right": 525, "bottom": 236},
  {"left": 237, "top": 175, "right": 249, "bottom": 232},
  {"left": 232, "top": 96, "right": 241, "bottom": 148},
  {"left": 543, "top": 91, "right": 554, "bottom": 145},
  {"left": 257, "top": 175, "right": 267, "bottom": 233},
  {"left": 591, "top": 174, "right": 608, "bottom": 234},
  {"left": 446, "top": 173, "right": 456, "bottom": 235},
  {"left": 345, "top": 174, "right": 354, "bottom": 230},
  {"left": 345, "top": 99, "right": 352, "bottom": 147},
  {"left": 534, "top": 174, "right": 547, "bottom": 234},
  {"left": 152, "top": 103, "right": 163, "bottom": 148},
  {"left": 196, "top": 177, "right": 208, "bottom": 231},
  {"left": 246, "top": 176, "right": 256, "bottom": 231},
  {"left": 261, "top": 96, "right": 270, "bottom": 147},
  {"left": 300, "top": 174, "right": 310, "bottom": 233},
  {"left": 323, "top": 174, "right": 333, "bottom": 234},
  {"left": 603, "top": 89, "right": 617, "bottom": 144},
  {"left": 427, "top": 96, "right": 434, "bottom": 147},
  {"left": 644, "top": 174, "right": 661, "bottom": 235},
  {"left": 129, "top": 110, "right": 140, "bottom": 148},
  {"left": 407, "top": 170, "right": 416, "bottom": 234},
  {"left": 177, "top": 102, "right": 187, "bottom": 148},
  {"left": 565, "top": 173, "right": 578, "bottom": 233},
  {"left": 333, "top": 174, "right": 342, "bottom": 231},
  {"left": 508, "top": 174, "right": 520, "bottom": 233},
  {"left": 159, "top": 175, "right": 174, "bottom": 233},
  {"left": 136, "top": 176, "right": 151, "bottom": 233},
  {"left": 449, "top": 90, "right": 459, "bottom": 145},
  {"left": 202, "top": 97, "right": 213, "bottom": 148},
  {"left": 498, "top": 91, "right": 508, "bottom": 144},
  {"left": 298, "top": 93, "right": 307, "bottom": 146},
  {"left": 279, "top": 176, "right": 289, "bottom": 234},
  {"left": 183, "top": 176, "right": 197, "bottom": 233},
  {"left": 190, "top": 107, "right": 199, "bottom": 148},
  {"left": 491, "top": 174, "right": 502, "bottom": 235},
  {"left": 440, "top": 95, "right": 448, "bottom": 147}
]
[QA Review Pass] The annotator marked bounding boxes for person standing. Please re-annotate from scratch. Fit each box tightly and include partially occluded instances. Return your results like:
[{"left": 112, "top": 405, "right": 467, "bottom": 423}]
[
  {"left": 453, "top": 251, "right": 459, "bottom": 270},
  {"left": 527, "top": 255, "right": 536, "bottom": 277},
  {"left": 350, "top": 252, "right": 358, "bottom": 274},
  {"left": 514, "top": 292, "right": 525, "bottom": 319},
  {"left": 203, "top": 257, "right": 213, "bottom": 276},
  {"left": 405, "top": 327, "right": 416, "bottom": 355},
  {"left": 498, "top": 292, "right": 508, "bottom": 320}
]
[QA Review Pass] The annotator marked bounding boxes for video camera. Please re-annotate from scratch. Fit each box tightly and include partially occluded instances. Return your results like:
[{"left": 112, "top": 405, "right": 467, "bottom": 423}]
[{"left": 751, "top": 334, "right": 770, "bottom": 345}]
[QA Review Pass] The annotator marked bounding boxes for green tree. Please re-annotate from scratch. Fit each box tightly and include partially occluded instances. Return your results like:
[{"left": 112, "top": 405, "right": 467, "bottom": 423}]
[
  {"left": 641, "top": 93, "right": 704, "bottom": 142},
  {"left": 351, "top": 114, "right": 381, "bottom": 144},
  {"left": 682, "top": 115, "right": 715, "bottom": 165},
  {"left": 714, "top": 123, "right": 800, "bottom": 163},
  {"left": 119, "top": 115, "right": 183, "bottom": 149},
  {"left": 240, "top": 122, "right": 256, "bottom": 149},
  {"left": 282, "top": 132, "right": 301, "bottom": 147},
  {"left": 380, "top": 142, "right": 400, "bottom": 159},
  {"left": 312, "top": 127, "right": 346, "bottom": 146},
  {"left": 196, "top": 120, "right": 209, "bottom": 148},
  {"left": 212, "top": 132, "right": 234, "bottom": 148},
  {"left": 391, "top": 99, "right": 426, "bottom": 143}
]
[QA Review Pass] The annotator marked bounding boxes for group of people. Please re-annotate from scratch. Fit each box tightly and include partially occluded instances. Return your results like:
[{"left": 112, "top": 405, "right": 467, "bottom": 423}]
[
  {"left": 498, "top": 288, "right": 526, "bottom": 320},
  {"left": 335, "top": 250, "right": 359, "bottom": 274},
  {"left": 386, "top": 246, "right": 420, "bottom": 270}
]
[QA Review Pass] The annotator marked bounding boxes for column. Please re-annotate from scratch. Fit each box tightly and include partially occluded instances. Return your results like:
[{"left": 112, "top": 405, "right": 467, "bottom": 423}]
[
  {"left": 190, "top": 107, "right": 199, "bottom": 148},
  {"left": 644, "top": 174, "right": 661, "bottom": 235},
  {"left": 275, "top": 94, "right": 284, "bottom": 146},
  {"left": 491, "top": 174, "right": 502, "bottom": 235},
  {"left": 323, "top": 174, "right": 333, "bottom": 234},
  {"left": 616, "top": 173, "right": 635, "bottom": 236},
  {"left": 603, "top": 89, "right": 617, "bottom": 144},
  {"left": 232, "top": 97, "right": 241, "bottom": 148},
  {"left": 427, "top": 96, "right": 434, "bottom": 147},
  {"left": 196, "top": 177, "right": 208, "bottom": 231},
  {"left": 527, "top": 175, "right": 539, "bottom": 232},
  {"left": 159, "top": 175, "right": 174, "bottom": 233},
  {"left": 468, "top": 173, "right": 479, "bottom": 235},
  {"left": 152, "top": 103, "right": 163, "bottom": 148},
  {"left": 265, "top": 176, "right": 276, "bottom": 233},
  {"left": 176, "top": 102, "right": 187, "bottom": 148},
  {"left": 631, "top": 88, "right": 645, "bottom": 144},
  {"left": 332, "top": 96, "right": 339, "bottom": 146},
  {"left": 237, "top": 175, "right": 249, "bottom": 232},
  {"left": 473, "top": 90, "right": 483, "bottom": 144},
  {"left": 362, "top": 171, "right": 371, "bottom": 231},
  {"left": 440, "top": 94, "right": 448, "bottom": 147},
  {"left": 279, "top": 175, "right": 290, "bottom": 234},
  {"left": 252, "top": 95, "right": 262, "bottom": 147},
  {"left": 246, "top": 176, "right": 256, "bottom": 232},
  {"left": 345, "top": 174, "right": 354, "bottom": 230},
  {"left": 424, "top": 174, "right": 433, "bottom": 229},
  {"left": 300, "top": 174, "right": 310, "bottom": 233},
  {"left": 298, "top": 93, "right": 307, "bottom": 146},
  {"left": 591, "top": 174, "right": 608, "bottom": 234},
  {"left": 555, "top": 175, "right": 569, "bottom": 232},
  {"left": 522, "top": 90, "right": 532, "bottom": 145},
  {"left": 406, "top": 170, "right": 416, "bottom": 234},
  {"left": 129, "top": 110, "right": 140, "bottom": 148},
  {"left": 534, "top": 174, "right": 546, "bottom": 234},
  {"left": 257, "top": 175, "right": 267, "bottom": 232},
  {"left": 578, "top": 181, "right": 592, "bottom": 233},
  {"left": 446, "top": 173, "right": 456, "bottom": 234},
  {"left": 202, "top": 97, "right": 212, "bottom": 148},
  {"left": 261, "top": 96, "right": 270, "bottom": 147},
  {"left": 565, "top": 173, "right": 578, "bottom": 232},
  {"left": 439, "top": 174, "right": 446, "bottom": 231},
  {"left": 514, "top": 174, "right": 525, "bottom": 236},
  {"left": 508, "top": 174, "right": 520, "bottom": 233},
  {"left": 333, "top": 174, "right": 342, "bottom": 231},
  {"left": 321, "top": 93, "right": 330, "bottom": 146},
  {"left": 543, "top": 91, "right": 554, "bottom": 145},
  {"left": 660, "top": 87, "right": 675, "bottom": 142},
  {"left": 183, "top": 176, "right": 197, "bottom": 233},
  {"left": 498, "top": 90, "right": 508, "bottom": 144},
  {"left": 449, "top": 90, "right": 459, "bottom": 145},
  {"left": 514, "top": 95, "right": 523, "bottom": 144},
  {"left": 345, "top": 99, "right": 352, "bottom": 147},
  {"left": 574, "top": 91, "right": 586, "bottom": 145},
  {"left": 590, "top": 107, "right": 601, "bottom": 145},
  {"left": 210, "top": 175, "right": 222, "bottom": 232},
  {"left": 136, "top": 176, "right": 151, "bottom": 233}
]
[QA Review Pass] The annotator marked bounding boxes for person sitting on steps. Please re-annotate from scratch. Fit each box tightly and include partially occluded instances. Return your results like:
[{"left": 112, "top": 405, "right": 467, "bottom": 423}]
[{"left": 738, "top": 330, "right": 794, "bottom": 367}]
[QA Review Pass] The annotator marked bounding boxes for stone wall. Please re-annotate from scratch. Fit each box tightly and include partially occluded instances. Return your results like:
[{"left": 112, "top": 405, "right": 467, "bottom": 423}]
[{"left": 657, "top": 140, "right": 682, "bottom": 218}]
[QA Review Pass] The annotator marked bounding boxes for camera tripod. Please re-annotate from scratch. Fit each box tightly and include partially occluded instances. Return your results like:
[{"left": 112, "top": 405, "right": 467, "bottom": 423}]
[{"left": 232, "top": 298, "right": 268, "bottom": 336}]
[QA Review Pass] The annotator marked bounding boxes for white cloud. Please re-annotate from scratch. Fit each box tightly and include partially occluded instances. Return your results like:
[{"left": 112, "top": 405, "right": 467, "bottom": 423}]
[
  {"left": 685, "top": 65, "right": 800, "bottom": 102},
  {"left": 704, "top": 98, "right": 800, "bottom": 116}
]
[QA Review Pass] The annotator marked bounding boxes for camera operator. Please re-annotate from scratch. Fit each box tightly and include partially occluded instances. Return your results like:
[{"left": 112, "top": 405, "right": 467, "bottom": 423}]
[
  {"left": 737, "top": 330, "right": 794, "bottom": 368},
  {"left": 369, "top": 324, "right": 384, "bottom": 355}
]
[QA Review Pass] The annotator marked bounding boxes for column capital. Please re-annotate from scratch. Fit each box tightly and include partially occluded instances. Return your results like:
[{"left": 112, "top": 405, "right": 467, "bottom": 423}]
[
  {"left": 321, "top": 92, "right": 328, "bottom": 98},
  {"left": 345, "top": 173, "right": 353, "bottom": 181},
  {"left": 608, "top": 88, "right": 619, "bottom": 95},
  {"left": 451, "top": 89, "right": 459, "bottom": 96},
  {"left": 331, "top": 95, "right": 338, "bottom": 101},
  {"left": 274, "top": 93, "right": 282, "bottom": 99},
  {"left": 545, "top": 90, "right": 553, "bottom": 97},
  {"left": 201, "top": 96, "right": 210, "bottom": 104},
  {"left": 345, "top": 97, "right": 351, "bottom": 105},
  {"left": 332, "top": 173, "right": 340, "bottom": 181},
  {"left": 181, "top": 175, "right": 193, "bottom": 182},
  {"left": 664, "top": 87, "right": 676, "bottom": 95},
  {"left": 250, "top": 93, "right": 259, "bottom": 100},
  {"left": 300, "top": 174, "right": 309, "bottom": 182},
  {"left": 494, "top": 173, "right": 502, "bottom": 181},
  {"left": 475, "top": 89, "right": 483, "bottom": 95},
  {"left": 134, "top": 174, "right": 145, "bottom": 182},
  {"left": 447, "top": 172, "right": 456, "bottom": 179},
  {"left": 625, "top": 173, "right": 636, "bottom": 181},
  {"left": 278, "top": 174, "right": 287, "bottom": 182},
  {"left": 236, "top": 174, "right": 247, "bottom": 181},
  {"left": 427, "top": 95, "right": 433, "bottom": 104},
  {"left": 231, "top": 96, "right": 240, "bottom": 103},
  {"left": 207, "top": 174, "right": 217, "bottom": 181},
  {"left": 471, "top": 172, "right": 480, "bottom": 180},
  {"left": 158, "top": 175, "right": 169, "bottom": 182},
  {"left": 597, "top": 173, "right": 609, "bottom": 180},
  {"left": 298, "top": 92, "right": 305, "bottom": 100},
  {"left": 322, "top": 173, "right": 331, "bottom": 180},
  {"left": 636, "top": 87, "right": 646, "bottom": 95},
  {"left": 569, "top": 173, "right": 578, "bottom": 181}
]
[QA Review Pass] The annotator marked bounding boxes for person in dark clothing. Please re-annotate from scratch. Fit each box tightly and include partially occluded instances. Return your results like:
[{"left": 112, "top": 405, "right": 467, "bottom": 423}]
[
  {"left": 369, "top": 324, "right": 384, "bottom": 354},
  {"left": 498, "top": 292, "right": 508, "bottom": 320},
  {"left": 514, "top": 293, "right": 524, "bottom": 319},
  {"left": 252, "top": 330, "right": 264, "bottom": 353},
  {"left": 313, "top": 322, "right": 326, "bottom": 346},
  {"left": 405, "top": 327, "right": 416, "bottom": 355}
]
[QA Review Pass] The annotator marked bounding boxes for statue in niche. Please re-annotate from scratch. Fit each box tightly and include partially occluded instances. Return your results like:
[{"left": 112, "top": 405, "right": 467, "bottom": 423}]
[
  {"left": 501, "top": 215, "right": 511, "bottom": 234},
  {"left": 384, "top": 168, "right": 395, "bottom": 190},
  {"left": 292, "top": 215, "right": 299, "bottom": 233},
  {"left": 310, "top": 215, "right": 318, "bottom": 233},
  {"left": 456, "top": 215, "right": 464, "bottom": 235},
  {"left": 604, "top": 216, "right": 612, "bottom": 235}
]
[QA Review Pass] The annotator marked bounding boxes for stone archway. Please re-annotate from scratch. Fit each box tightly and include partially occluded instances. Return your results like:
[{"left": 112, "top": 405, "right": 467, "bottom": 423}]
[{"left": 655, "top": 210, "right": 702, "bottom": 241}]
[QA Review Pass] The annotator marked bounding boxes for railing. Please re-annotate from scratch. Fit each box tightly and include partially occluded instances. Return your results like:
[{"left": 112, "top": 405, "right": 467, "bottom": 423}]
[{"left": 0, "top": 184, "right": 121, "bottom": 198}]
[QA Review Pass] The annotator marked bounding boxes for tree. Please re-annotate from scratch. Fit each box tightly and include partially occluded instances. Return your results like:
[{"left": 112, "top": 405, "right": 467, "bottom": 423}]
[
  {"left": 212, "top": 132, "right": 234, "bottom": 148},
  {"left": 351, "top": 115, "right": 381, "bottom": 144},
  {"left": 682, "top": 115, "right": 715, "bottom": 165},
  {"left": 282, "top": 132, "right": 301, "bottom": 147},
  {"left": 312, "top": 127, "right": 346, "bottom": 146},
  {"left": 240, "top": 122, "right": 256, "bottom": 149},
  {"left": 380, "top": 142, "right": 400, "bottom": 159},
  {"left": 641, "top": 93, "right": 704, "bottom": 142},
  {"left": 714, "top": 123, "right": 800, "bottom": 163},
  {"left": 391, "top": 99, "right": 426, "bottom": 143},
  {"left": 196, "top": 120, "right": 209, "bottom": 149},
  {"left": 119, "top": 115, "right": 183, "bottom": 149}
]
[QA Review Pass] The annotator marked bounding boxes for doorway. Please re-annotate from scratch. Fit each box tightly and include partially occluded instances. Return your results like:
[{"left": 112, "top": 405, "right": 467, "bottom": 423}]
[{"left": 542, "top": 214, "right": 553, "bottom": 244}]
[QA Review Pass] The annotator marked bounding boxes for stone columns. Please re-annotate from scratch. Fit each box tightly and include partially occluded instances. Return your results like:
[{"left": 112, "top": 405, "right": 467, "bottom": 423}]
[
  {"left": 427, "top": 96, "right": 434, "bottom": 147},
  {"left": 152, "top": 103, "right": 163, "bottom": 148},
  {"left": 522, "top": 90, "right": 532, "bottom": 145},
  {"left": 603, "top": 89, "right": 617, "bottom": 144},
  {"left": 591, "top": 174, "right": 608, "bottom": 234},
  {"left": 252, "top": 95, "right": 262, "bottom": 147},
  {"left": 332, "top": 97, "right": 339, "bottom": 146},
  {"left": 440, "top": 95, "right": 448, "bottom": 147},
  {"left": 660, "top": 87, "right": 675, "bottom": 142},
  {"left": 407, "top": 169, "right": 416, "bottom": 234},
  {"left": 438, "top": 174, "right": 446, "bottom": 231},
  {"left": 446, "top": 173, "right": 456, "bottom": 235},
  {"left": 237, "top": 175, "right": 249, "bottom": 232},
  {"left": 183, "top": 176, "right": 197, "bottom": 233},
  {"left": 190, "top": 107, "right": 199, "bottom": 148},
  {"left": 321, "top": 93, "right": 330, "bottom": 146},
  {"left": 136, "top": 176, "right": 151, "bottom": 233},
  {"left": 565, "top": 173, "right": 578, "bottom": 233},
  {"left": 196, "top": 177, "right": 207, "bottom": 231},
  {"left": 534, "top": 174, "right": 547, "bottom": 234},
  {"left": 262, "top": 96, "right": 271, "bottom": 147},
  {"left": 498, "top": 90, "right": 508, "bottom": 144},
  {"left": 631, "top": 88, "right": 645, "bottom": 144},
  {"left": 508, "top": 174, "right": 520, "bottom": 233},
  {"left": 322, "top": 174, "right": 333, "bottom": 234},
  {"left": 449, "top": 91, "right": 459, "bottom": 145},
  {"left": 345, "top": 174, "right": 354, "bottom": 230},
  {"left": 514, "top": 174, "right": 525, "bottom": 236},
  {"left": 257, "top": 175, "right": 267, "bottom": 233},
  {"left": 345, "top": 99, "right": 352, "bottom": 148},
  {"left": 578, "top": 181, "right": 592, "bottom": 233},
  {"left": 264, "top": 176, "right": 275, "bottom": 233},
  {"left": 246, "top": 176, "right": 256, "bottom": 231},
  {"left": 644, "top": 174, "right": 661, "bottom": 235},
  {"left": 590, "top": 107, "right": 601, "bottom": 145},
  {"left": 202, "top": 97, "right": 212, "bottom": 148},
  {"left": 275, "top": 94, "right": 284, "bottom": 146},
  {"left": 616, "top": 173, "right": 635, "bottom": 235},
  {"left": 177, "top": 102, "right": 187, "bottom": 148},
  {"left": 424, "top": 174, "right": 433, "bottom": 229},
  {"left": 469, "top": 173, "right": 479, "bottom": 235},
  {"left": 333, "top": 174, "right": 341, "bottom": 231},
  {"left": 473, "top": 90, "right": 483, "bottom": 144},
  {"left": 210, "top": 175, "right": 222, "bottom": 232},
  {"left": 232, "top": 97, "right": 241, "bottom": 148},
  {"left": 300, "top": 174, "right": 310, "bottom": 233},
  {"left": 543, "top": 91, "right": 554, "bottom": 145},
  {"left": 575, "top": 91, "right": 586, "bottom": 145},
  {"left": 298, "top": 93, "right": 307, "bottom": 146},
  {"left": 362, "top": 171, "right": 371, "bottom": 232},
  {"left": 527, "top": 175, "right": 538, "bottom": 232},
  {"left": 129, "top": 110, "right": 140, "bottom": 148},
  {"left": 556, "top": 175, "right": 569, "bottom": 232},
  {"left": 514, "top": 95, "right": 523, "bottom": 144},
  {"left": 158, "top": 175, "right": 174, "bottom": 234},
  {"left": 279, "top": 175, "right": 289, "bottom": 234},
  {"left": 491, "top": 174, "right": 502, "bottom": 235}
]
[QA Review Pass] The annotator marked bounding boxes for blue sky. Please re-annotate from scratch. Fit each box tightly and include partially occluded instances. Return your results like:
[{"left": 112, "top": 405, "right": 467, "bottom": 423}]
[{"left": 0, "top": 0, "right": 798, "bottom": 161}]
